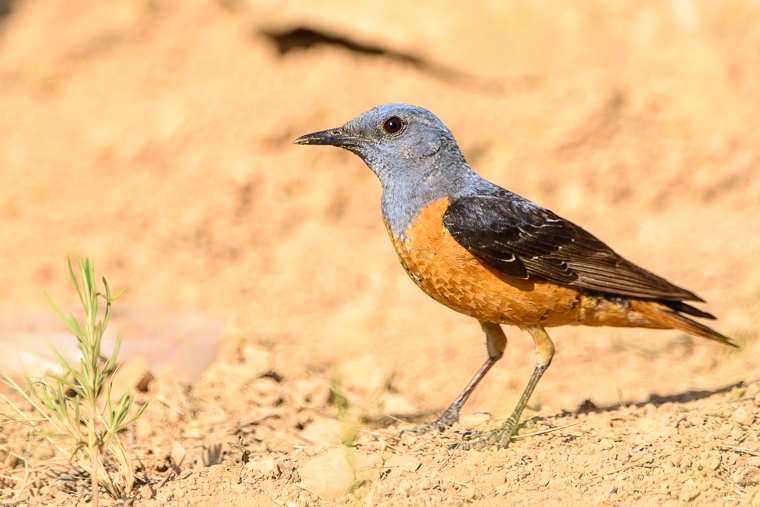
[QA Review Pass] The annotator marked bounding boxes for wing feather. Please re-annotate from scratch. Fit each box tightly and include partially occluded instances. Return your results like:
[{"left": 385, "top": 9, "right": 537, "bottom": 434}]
[{"left": 442, "top": 190, "right": 702, "bottom": 302}]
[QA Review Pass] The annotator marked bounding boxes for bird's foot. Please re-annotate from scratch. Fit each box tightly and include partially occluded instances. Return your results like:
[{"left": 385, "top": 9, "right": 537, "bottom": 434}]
[
  {"left": 399, "top": 406, "right": 460, "bottom": 437},
  {"left": 449, "top": 416, "right": 521, "bottom": 451}
]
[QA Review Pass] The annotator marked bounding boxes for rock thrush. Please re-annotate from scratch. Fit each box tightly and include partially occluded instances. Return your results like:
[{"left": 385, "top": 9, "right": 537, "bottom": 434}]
[{"left": 294, "top": 103, "right": 734, "bottom": 449}]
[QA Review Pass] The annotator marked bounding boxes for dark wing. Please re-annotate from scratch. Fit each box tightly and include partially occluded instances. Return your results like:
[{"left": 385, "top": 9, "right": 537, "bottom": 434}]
[{"left": 442, "top": 191, "right": 703, "bottom": 302}]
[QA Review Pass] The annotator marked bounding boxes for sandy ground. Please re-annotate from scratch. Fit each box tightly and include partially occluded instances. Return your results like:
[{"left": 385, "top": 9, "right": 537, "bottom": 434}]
[{"left": 1, "top": 0, "right": 760, "bottom": 505}]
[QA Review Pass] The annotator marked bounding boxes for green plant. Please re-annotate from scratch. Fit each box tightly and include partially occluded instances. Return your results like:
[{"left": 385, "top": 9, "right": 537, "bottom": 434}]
[
  {"left": 329, "top": 375, "right": 356, "bottom": 447},
  {"left": 0, "top": 257, "right": 146, "bottom": 505}
]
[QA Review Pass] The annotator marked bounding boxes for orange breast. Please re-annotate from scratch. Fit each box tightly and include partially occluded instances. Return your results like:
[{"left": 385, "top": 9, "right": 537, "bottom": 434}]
[
  {"left": 387, "top": 197, "right": 585, "bottom": 327},
  {"left": 388, "top": 197, "right": 661, "bottom": 329}
]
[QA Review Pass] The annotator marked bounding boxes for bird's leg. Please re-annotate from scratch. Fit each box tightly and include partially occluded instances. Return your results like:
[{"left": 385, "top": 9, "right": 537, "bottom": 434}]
[
  {"left": 453, "top": 326, "right": 554, "bottom": 450},
  {"left": 404, "top": 321, "right": 506, "bottom": 435}
]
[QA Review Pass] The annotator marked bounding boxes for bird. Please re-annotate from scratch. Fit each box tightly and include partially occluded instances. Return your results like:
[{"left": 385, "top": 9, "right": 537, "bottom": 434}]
[{"left": 293, "top": 103, "right": 735, "bottom": 450}]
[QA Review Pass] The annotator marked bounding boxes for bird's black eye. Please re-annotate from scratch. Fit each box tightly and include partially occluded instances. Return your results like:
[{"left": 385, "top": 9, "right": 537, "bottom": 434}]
[{"left": 382, "top": 116, "right": 403, "bottom": 134}]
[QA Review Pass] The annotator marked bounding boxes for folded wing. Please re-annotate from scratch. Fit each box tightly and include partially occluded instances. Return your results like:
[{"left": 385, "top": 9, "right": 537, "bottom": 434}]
[{"left": 442, "top": 190, "right": 703, "bottom": 302}]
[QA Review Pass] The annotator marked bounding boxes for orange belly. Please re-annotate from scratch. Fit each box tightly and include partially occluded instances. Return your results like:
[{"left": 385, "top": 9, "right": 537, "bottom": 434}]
[{"left": 388, "top": 197, "right": 660, "bottom": 329}]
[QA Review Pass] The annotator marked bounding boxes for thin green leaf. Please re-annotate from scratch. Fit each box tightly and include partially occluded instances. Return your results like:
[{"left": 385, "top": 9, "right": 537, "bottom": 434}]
[
  {"left": 66, "top": 256, "right": 85, "bottom": 309},
  {"left": 50, "top": 347, "right": 77, "bottom": 374},
  {"left": 68, "top": 317, "right": 83, "bottom": 341},
  {"left": 118, "top": 402, "right": 148, "bottom": 433},
  {"left": 115, "top": 390, "right": 131, "bottom": 419},
  {"left": 44, "top": 292, "right": 79, "bottom": 336}
]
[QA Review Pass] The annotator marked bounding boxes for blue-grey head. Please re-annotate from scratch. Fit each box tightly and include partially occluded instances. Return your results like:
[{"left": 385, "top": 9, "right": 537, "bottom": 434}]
[
  {"left": 294, "top": 103, "right": 475, "bottom": 192},
  {"left": 294, "top": 103, "right": 487, "bottom": 237}
]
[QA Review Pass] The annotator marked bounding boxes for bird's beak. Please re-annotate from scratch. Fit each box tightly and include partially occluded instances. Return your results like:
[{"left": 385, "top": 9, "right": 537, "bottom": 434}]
[{"left": 293, "top": 128, "right": 364, "bottom": 147}]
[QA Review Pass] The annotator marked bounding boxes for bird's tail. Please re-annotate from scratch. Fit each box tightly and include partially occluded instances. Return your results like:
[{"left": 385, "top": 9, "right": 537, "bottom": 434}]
[{"left": 629, "top": 299, "right": 737, "bottom": 347}]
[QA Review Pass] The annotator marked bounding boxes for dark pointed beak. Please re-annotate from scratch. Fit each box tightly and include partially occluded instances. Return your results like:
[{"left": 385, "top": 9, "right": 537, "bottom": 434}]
[{"left": 293, "top": 128, "right": 364, "bottom": 147}]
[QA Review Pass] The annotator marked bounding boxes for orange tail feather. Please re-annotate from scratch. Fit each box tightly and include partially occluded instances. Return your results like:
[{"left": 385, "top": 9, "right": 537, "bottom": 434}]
[{"left": 629, "top": 299, "right": 736, "bottom": 347}]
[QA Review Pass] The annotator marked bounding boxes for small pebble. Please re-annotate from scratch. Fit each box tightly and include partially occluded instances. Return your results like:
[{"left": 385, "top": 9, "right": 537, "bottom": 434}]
[{"left": 731, "top": 406, "right": 755, "bottom": 426}]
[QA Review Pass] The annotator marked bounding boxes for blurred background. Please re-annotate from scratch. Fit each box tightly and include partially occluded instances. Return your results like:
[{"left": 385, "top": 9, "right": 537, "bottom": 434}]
[{"left": 0, "top": 0, "right": 758, "bottom": 420}]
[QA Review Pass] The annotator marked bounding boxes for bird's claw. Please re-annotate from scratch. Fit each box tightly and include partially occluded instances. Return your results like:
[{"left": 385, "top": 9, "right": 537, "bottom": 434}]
[
  {"left": 461, "top": 429, "right": 485, "bottom": 441},
  {"left": 399, "top": 422, "right": 443, "bottom": 438},
  {"left": 398, "top": 406, "right": 461, "bottom": 437},
  {"left": 448, "top": 419, "right": 520, "bottom": 451}
]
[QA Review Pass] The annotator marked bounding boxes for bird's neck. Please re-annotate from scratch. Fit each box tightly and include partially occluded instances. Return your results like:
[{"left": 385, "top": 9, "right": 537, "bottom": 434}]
[{"left": 380, "top": 162, "right": 481, "bottom": 241}]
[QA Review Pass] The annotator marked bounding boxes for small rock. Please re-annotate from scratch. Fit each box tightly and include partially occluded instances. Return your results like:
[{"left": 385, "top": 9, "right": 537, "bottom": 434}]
[
  {"left": 208, "top": 464, "right": 226, "bottom": 477},
  {"left": 246, "top": 459, "right": 278, "bottom": 478},
  {"left": 741, "top": 467, "right": 760, "bottom": 488},
  {"left": 276, "top": 458, "right": 298, "bottom": 481},
  {"left": 732, "top": 406, "right": 755, "bottom": 426},
  {"left": 483, "top": 473, "right": 505, "bottom": 488},
  {"left": 635, "top": 418, "right": 677, "bottom": 437},
  {"left": 300, "top": 418, "right": 344, "bottom": 447},
  {"left": 679, "top": 485, "right": 702, "bottom": 502},
  {"left": 599, "top": 439, "right": 614, "bottom": 450},
  {"left": 653, "top": 426, "right": 678, "bottom": 437},
  {"left": 354, "top": 453, "right": 382, "bottom": 482},
  {"left": 374, "top": 483, "right": 393, "bottom": 497},
  {"left": 384, "top": 455, "right": 421, "bottom": 477},
  {"left": 242, "top": 344, "right": 271, "bottom": 372},
  {"left": 135, "top": 419, "right": 154, "bottom": 439},
  {"left": 219, "top": 364, "right": 269, "bottom": 397},
  {"left": 109, "top": 356, "right": 153, "bottom": 404},
  {"left": 461, "top": 486, "right": 477, "bottom": 499},
  {"left": 298, "top": 449, "right": 356, "bottom": 499},
  {"left": 204, "top": 346, "right": 271, "bottom": 397},
  {"left": 139, "top": 484, "right": 154, "bottom": 500},
  {"left": 170, "top": 440, "right": 186, "bottom": 466}
]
